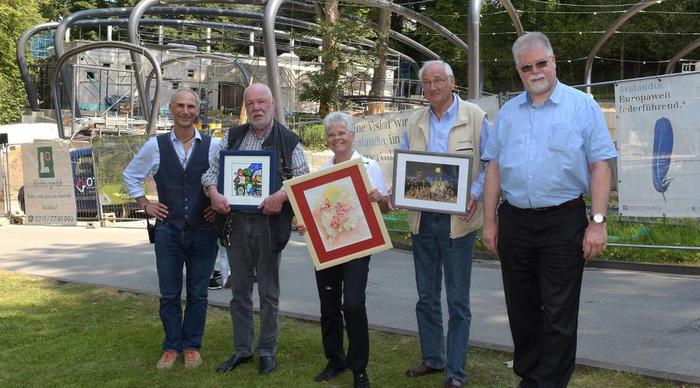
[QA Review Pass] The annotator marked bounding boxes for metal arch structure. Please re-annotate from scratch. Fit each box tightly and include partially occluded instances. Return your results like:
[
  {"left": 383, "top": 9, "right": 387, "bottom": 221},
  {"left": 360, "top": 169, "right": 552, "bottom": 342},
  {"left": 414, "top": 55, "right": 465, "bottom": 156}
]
[
  {"left": 584, "top": 0, "right": 666, "bottom": 93},
  {"left": 40, "top": 0, "right": 527, "bottom": 121},
  {"left": 498, "top": 0, "right": 524, "bottom": 37},
  {"left": 665, "top": 37, "right": 700, "bottom": 74},
  {"left": 51, "top": 41, "right": 162, "bottom": 138},
  {"left": 17, "top": 22, "right": 58, "bottom": 111},
  {"left": 468, "top": 0, "right": 522, "bottom": 97},
  {"left": 126, "top": 0, "right": 436, "bottom": 120},
  {"left": 24, "top": 11, "right": 426, "bottom": 115},
  {"left": 55, "top": 8, "right": 134, "bottom": 117},
  {"left": 469, "top": 0, "right": 482, "bottom": 98},
  {"left": 46, "top": 4, "right": 425, "bottom": 117},
  {"left": 264, "top": 0, "right": 472, "bottom": 122}
]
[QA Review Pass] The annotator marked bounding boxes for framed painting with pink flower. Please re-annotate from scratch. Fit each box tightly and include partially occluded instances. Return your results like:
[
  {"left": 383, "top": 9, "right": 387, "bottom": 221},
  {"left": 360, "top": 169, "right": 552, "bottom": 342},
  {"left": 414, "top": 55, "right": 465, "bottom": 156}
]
[{"left": 283, "top": 158, "right": 392, "bottom": 270}]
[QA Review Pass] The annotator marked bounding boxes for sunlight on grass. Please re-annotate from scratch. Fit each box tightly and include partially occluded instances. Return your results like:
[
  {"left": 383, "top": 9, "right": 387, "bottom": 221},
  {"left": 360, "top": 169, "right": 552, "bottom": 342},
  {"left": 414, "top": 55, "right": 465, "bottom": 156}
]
[{"left": 0, "top": 272, "right": 686, "bottom": 387}]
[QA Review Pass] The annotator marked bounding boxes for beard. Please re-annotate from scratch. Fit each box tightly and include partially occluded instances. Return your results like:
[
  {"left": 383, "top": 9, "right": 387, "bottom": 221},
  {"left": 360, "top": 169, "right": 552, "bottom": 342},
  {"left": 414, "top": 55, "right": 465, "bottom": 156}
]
[
  {"left": 249, "top": 113, "right": 273, "bottom": 130},
  {"left": 526, "top": 75, "right": 551, "bottom": 95}
]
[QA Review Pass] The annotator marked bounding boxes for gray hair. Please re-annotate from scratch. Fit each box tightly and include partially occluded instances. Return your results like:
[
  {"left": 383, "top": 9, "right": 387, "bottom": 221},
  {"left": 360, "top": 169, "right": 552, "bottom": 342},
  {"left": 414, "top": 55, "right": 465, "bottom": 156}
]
[
  {"left": 169, "top": 87, "right": 201, "bottom": 105},
  {"left": 512, "top": 32, "right": 554, "bottom": 66},
  {"left": 323, "top": 111, "right": 355, "bottom": 133},
  {"left": 418, "top": 60, "right": 454, "bottom": 80},
  {"left": 244, "top": 82, "right": 274, "bottom": 100}
]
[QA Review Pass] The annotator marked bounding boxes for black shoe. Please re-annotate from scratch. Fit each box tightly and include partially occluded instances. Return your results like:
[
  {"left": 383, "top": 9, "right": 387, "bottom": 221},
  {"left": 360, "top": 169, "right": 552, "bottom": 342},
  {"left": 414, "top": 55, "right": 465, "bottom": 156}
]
[
  {"left": 216, "top": 354, "right": 252, "bottom": 373},
  {"left": 353, "top": 370, "right": 370, "bottom": 388},
  {"left": 208, "top": 278, "right": 222, "bottom": 290},
  {"left": 314, "top": 362, "right": 346, "bottom": 382},
  {"left": 259, "top": 355, "right": 276, "bottom": 374},
  {"left": 212, "top": 270, "right": 222, "bottom": 279}
]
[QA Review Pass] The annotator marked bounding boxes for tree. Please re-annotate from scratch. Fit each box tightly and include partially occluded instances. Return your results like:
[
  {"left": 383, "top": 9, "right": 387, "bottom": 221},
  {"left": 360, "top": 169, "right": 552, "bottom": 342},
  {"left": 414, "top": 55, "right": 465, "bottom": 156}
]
[
  {"left": 368, "top": 8, "right": 391, "bottom": 114},
  {"left": 0, "top": 0, "right": 44, "bottom": 124},
  {"left": 298, "top": 3, "right": 376, "bottom": 116}
]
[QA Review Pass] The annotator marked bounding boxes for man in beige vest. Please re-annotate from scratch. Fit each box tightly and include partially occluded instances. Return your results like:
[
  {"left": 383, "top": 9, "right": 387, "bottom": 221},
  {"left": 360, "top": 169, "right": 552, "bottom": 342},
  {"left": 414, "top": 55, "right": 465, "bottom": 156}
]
[{"left": 400, "top": 60, "right": 490, "bottom": 388}]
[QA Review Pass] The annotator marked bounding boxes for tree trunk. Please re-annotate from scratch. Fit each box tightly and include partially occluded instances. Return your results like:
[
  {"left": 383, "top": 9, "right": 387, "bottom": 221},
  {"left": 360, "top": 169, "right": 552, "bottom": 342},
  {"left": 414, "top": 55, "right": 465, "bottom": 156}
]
[
  {"left": 319, "top": 0, "right": 339, "bottom": 117},
  {"left": 368, "top": 8, "right": 390, "bottom": 115}
]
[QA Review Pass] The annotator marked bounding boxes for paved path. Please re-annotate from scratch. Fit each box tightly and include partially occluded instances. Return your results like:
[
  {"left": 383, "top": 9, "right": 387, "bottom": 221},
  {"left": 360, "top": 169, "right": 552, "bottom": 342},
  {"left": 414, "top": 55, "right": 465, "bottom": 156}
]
[{"left": 0, "top": 223, "right": 698, "bottom": 384}]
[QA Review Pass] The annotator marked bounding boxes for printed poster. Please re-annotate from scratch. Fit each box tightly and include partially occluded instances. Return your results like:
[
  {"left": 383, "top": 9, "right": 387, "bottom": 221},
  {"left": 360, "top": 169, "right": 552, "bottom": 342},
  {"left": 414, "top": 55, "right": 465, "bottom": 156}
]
[
  {"left": 615, "top": 72, "right": 700, "bottom": 218},
  {"left": 21, "top": 140, "right": 77, "bottom": 225}
]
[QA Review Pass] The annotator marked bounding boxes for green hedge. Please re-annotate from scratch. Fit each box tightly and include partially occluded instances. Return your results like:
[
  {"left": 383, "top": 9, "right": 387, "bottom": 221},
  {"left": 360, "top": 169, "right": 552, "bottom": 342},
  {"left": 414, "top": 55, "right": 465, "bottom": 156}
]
[{"left": 298, "top": 123, "right": 327, "bottom": 151}]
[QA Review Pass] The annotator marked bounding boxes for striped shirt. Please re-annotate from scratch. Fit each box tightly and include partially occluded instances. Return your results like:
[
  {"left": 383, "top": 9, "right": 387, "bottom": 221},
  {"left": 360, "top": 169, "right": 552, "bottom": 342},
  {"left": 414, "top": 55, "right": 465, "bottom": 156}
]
[{"left": 201, "top": 124, "right": 309, "bottom": 189}]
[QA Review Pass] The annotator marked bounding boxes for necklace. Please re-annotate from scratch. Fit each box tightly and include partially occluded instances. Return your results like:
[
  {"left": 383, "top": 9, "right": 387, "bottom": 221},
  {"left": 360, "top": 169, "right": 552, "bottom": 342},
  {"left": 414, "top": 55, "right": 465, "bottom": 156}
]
[
  {"left": 179, "top": 133, "right": 196, "bottom": 143},
  {"left": 180, "top": 132, "right": 196, "bottom": 167}
]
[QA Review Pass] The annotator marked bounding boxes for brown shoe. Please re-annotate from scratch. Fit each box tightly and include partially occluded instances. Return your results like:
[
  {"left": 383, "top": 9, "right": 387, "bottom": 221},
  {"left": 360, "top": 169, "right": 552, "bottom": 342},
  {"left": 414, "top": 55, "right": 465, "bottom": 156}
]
[
  {"left": 405, "top": 361, "right": 444, "bottom": 377},
  {"left": 156, "top": 350, "right": 178, "bottom": 370},
  {"left": 445, "top": 377, "right": 464, "bottom": 387},
  {"left": 183, "top": 350, "right": 202, "bottom": 369}
]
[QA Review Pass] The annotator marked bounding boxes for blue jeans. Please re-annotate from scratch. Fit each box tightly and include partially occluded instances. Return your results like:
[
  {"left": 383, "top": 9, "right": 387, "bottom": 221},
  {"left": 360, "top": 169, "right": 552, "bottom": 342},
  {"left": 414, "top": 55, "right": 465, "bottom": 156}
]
[
  {"left": 411, "top": 212, "right": 475, "bottom": 384},
  {"left": 154, "top": 221, "right": 218, "bottom": 352}
]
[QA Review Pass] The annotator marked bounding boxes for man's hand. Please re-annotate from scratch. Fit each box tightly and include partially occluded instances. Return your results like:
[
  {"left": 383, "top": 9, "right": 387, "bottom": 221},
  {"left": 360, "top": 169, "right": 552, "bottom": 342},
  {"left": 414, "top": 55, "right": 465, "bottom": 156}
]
[
  {"left": 259, "top": 190, "right": 287, "bottom": 215},
  {"left": 459, "top": 195, "right": 478, "bottom": 222},
  {"left": 296, "top": 224, "right": 307, "bottom": 235},
  {"left": 208, "top": 187, "right": 231, "bottom": 214},
  {"left": 482, "top": 219, "right": 499, "bottom": 256},
  {"left": 583, "top": 222, "right": 607, "bottom": 260},
  {"left": 367, "top": 188, "right": 383, "bottom": 202},
  {"left": 144, "top": 202, "right": 168, "bottom": 220},
  {"left": 203, "top": 205, "right": 218, "bottom": 223}
]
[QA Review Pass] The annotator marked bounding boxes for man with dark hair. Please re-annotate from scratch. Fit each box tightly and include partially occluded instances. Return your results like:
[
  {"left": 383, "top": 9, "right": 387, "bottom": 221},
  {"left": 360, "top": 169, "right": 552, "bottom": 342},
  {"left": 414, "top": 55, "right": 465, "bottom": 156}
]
[
  {"left": 202, "top": 83, "right": 309, "bottom": 375},
  {"left": 482, "top": 32, "right": 617, "bottom": 387},
  {"left": 123, "top": 88, "right": 220, "bottom": 371}
]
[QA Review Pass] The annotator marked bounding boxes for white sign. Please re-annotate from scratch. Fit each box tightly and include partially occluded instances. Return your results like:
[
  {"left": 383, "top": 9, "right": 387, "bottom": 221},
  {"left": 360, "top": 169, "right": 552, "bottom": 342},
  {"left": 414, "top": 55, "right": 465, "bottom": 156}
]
[
  {"left": 21, "top": 141, "right": 77, "bottom": 225},
  {"left": 352, "top": 110, "right": 417, "bottom": 188},
  {"left": 615, "top": 73, "right": 700, "bottom": 218}
]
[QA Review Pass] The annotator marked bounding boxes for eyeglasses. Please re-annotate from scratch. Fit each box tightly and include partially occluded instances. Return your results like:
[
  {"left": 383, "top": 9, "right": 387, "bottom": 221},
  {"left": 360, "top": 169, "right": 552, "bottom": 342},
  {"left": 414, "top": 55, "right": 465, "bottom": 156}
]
[
  {"left": 327, "top": 130, "right": 348, "bottom": 139},
  {"left": 519, "top": 57, "right": 552, "bottom": 73},
  {"left": 421, "top": 77, "right": 449, "bottom": 88}
]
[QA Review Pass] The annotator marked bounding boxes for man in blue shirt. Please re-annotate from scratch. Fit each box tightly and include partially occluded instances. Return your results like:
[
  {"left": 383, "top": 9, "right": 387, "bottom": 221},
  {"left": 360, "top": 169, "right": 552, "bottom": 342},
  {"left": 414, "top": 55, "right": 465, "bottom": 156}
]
[
  {"left": 401, "top": 60, "right": 490, "bottom": 388},
  {"left": 482, "top": 32, "right": 617, "bottom": 388},
  {"left": 123, "top": 88, "right": 220, "bottom": 371}
]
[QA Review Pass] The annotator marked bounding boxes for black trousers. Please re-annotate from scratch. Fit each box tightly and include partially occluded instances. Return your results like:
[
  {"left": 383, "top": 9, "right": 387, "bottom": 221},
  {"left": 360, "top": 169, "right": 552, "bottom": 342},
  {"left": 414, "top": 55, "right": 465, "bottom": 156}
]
[
  {"left": 314, "top": 256, "right": 370, "bottom": 372},
  {"left": 498, "top": 200, "right": 587, "bottom": 388}
]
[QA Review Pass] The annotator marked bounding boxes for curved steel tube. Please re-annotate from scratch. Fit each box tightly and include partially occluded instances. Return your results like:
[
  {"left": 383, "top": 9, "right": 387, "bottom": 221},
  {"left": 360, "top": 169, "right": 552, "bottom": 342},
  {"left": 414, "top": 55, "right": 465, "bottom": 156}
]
[
  {"left": 56, "top": 8, "right": 134, "bottom": 117},
  {"left": 128, "top": 0, "right": 159, "bottom": 118},
  {"left": 468, "top": 0, "right": 482, "bottom": 98},
  {"left": 265, "top": 0, "right": 471, "bottom": 122},
  {"left": 498, "top": 0, "right": 524, "bottom": 36},
  {"left": 26, "top": 9, "right": 423, "bottom": 114},
  {"left": 18, "top": 22, "right": 59, "bottom": 111},
  {"left": 665, "top": 37, "right": 700, "bottom": 74},
  {"left": 584, "top": 0, "right": 664, "bottom": 93},
  {"left": 52, "top": 41, "right": 162, "bottom": 138},
  {"left": 128, "top": 1, "right": 431, "bottom": 120}
]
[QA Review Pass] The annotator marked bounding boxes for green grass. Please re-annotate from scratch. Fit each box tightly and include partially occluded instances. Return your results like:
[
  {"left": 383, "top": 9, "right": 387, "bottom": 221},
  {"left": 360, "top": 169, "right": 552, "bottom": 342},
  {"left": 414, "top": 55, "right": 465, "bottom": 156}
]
[
  {"left": 0, "top": 271, "right": 692, "bottom": 388},
  {"left": 383, "top": 211, "right": 700, "bottom": 265}
]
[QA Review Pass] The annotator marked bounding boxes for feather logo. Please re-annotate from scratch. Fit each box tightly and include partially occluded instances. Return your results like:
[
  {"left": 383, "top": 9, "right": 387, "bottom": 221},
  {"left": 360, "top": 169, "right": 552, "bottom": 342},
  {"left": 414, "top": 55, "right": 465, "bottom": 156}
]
[{"left": 651, "top": 117, "right": 673, "bottom": 201}]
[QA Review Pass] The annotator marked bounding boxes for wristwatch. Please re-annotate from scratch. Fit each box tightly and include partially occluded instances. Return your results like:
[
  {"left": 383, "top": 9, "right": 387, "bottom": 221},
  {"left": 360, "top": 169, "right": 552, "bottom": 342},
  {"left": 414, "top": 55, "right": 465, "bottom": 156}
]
[{"left": 590, "top": 213, "right": 606, "bottom": 224}]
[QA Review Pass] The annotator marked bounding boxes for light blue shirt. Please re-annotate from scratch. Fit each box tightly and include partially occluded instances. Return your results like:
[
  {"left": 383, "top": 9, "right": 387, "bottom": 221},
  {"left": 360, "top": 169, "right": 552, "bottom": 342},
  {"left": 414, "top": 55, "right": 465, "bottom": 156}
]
[
  {"left": 482, "top": 81, "right": 618, "bottom": 209},
  {"left": 123, "top": 130, "right": 220, "bottom": 198},
  {"left": 399, "top": 95, "right": 491, "bottom": 200}
]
